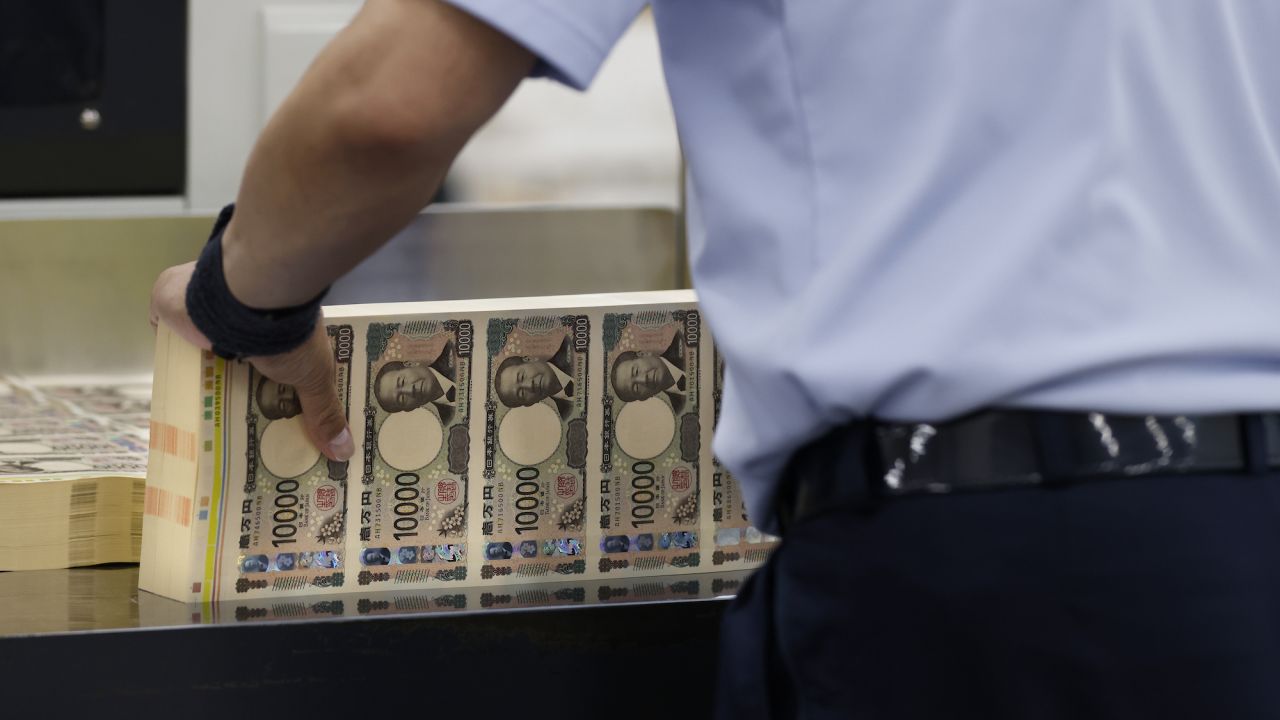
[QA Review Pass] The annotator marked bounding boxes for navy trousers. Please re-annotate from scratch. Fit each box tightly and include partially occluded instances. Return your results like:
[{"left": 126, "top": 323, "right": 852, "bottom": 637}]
[{"left": 716, "top": 469, "right": 1280, "bottom": 718}]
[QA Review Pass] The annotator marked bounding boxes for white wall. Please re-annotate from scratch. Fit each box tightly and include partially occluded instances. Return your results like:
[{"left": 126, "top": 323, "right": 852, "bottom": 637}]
[
  {"left": 187, "top": 0, "right": 680, "bottom": 212},
  {"left": 449, "top": 11, "right": 681, "bottom": 207},
  {"left": 187, "top": 0, "right": 361, "bottom": 211}
]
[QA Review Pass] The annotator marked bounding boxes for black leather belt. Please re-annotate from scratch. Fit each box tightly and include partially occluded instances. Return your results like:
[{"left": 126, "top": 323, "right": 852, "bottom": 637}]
[{"left": 777, "top": 410, "right": 1280, "bottom": 533}]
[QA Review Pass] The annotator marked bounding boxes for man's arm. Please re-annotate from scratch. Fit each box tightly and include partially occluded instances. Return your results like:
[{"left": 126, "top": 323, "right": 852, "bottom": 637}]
[
  {"left": 226, "top": 0, "right": 533, "bottom": 307},
  {"left": 151, "top": 0, "right": 534, "bottom": 460}
]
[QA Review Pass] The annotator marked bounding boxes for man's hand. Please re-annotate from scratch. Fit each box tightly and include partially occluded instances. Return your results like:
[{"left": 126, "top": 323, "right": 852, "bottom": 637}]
[
  {"left": 145, "top": 0, "right": 533, "bottom": 462},
  {"left": 149, "top": 263, "right": 355, "bottom": 462}
]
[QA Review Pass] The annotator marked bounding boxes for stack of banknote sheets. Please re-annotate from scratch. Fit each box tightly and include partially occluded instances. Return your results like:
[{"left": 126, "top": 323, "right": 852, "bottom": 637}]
[
  {"left": 141, "top": 290, "right": 775, "bottom": 603},
  {"left": 0, "top": 376, "right": 151, "bottom": 570}
]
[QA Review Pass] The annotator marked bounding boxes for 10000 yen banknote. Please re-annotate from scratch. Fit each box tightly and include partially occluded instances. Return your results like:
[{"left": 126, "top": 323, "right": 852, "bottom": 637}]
[
  {"left": 0, "top": 403, "right": 70, "bottom": 420},
  {"left": 0, "top": 416, "right": 108, "bottom": 439},
  {"left": 108, "top": 414, "right": 153, "bottom": 434},
  {"left": 598, "top": 309, "right": 702, "bottom": 574},
  {"left": 0, "top": 434, "right": 147, "bottom": 457},
  {"left": 481, "top": 315, "right": 590, "bottom": 581},
  {"left": 358, "top": 319, "right": 474, "bottom": 586},
  {"left": 234, "top": 325, "right": 353, "bottom": 594},
  {"left": 37, "top": 382, "right": 150, "bottom": 400},
  {"left": 64, "top": 396, "right": 151, "bottom": 416},
  {"left": 0, "top": 385, "right": 64, "bottom": 419},
  {"left": 37, "top": 383, "right": 151, "bottom": 414},
  {"left": 710, "top": 348, "right": 775, "bottom": 567},
  {"left": 0, "top": 454, "right": 149, "bottom": 479}
]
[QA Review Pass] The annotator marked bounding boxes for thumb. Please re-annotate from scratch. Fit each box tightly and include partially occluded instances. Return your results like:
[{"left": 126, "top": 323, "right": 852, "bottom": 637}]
[
  {"left": 151, "top": 262, "right": 213, "bottom": 350},
  {"left": 271, "top": 329, "right": 353, "bottom": 462}
]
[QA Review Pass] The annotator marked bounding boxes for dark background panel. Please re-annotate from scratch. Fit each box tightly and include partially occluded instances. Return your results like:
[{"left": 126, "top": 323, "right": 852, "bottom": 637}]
[
  {"left": 0, "top": 600, "right": 726, "bottom": 719},
  {"left": 0, "top": 0, "right": 186, "bottom": 197}
]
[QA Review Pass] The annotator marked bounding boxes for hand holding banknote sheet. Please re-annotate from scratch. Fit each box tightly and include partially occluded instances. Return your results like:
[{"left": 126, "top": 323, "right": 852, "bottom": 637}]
[{"left": 149, "top": 260, "right": 354, "bottom": 462}]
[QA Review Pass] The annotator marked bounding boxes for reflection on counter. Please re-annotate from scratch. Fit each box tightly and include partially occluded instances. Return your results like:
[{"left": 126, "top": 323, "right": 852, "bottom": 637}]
[
  {"left": 0, "top": 564, "right": 140, "bottom": 635},
  {"left": 0, "top": 564, "right": 753, "bottom": 637}
]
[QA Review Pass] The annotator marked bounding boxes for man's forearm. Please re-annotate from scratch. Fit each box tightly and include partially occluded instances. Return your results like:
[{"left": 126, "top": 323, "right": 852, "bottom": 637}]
[{"left": 220, "top": 0, "right": 534, "bottom": 309}]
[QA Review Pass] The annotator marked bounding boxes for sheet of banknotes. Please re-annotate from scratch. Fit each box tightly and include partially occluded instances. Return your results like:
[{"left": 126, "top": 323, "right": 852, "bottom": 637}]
[
  {"left": 0, "top": 375, "right": 151, "bottom": 571},
  {"left": 141, "top": 291, "right": 776, "bottom": 603}
]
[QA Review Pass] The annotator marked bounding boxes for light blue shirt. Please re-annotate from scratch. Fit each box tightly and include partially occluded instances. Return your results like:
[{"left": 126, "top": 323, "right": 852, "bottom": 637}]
[{"left": 447, "top": 0, "right": 1280, "bottom": 531}]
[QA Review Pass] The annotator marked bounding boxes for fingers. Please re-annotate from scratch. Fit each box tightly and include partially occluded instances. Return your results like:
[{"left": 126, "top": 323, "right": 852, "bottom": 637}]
[
  {"left": 153, "top": 261, "right": 352, "bottom": 461},
  {"left": 151, "top": 262, "right": 213, "bottom": 350},
  {"left": 256, "top": 327, "right": 354, "bottom": 463}
]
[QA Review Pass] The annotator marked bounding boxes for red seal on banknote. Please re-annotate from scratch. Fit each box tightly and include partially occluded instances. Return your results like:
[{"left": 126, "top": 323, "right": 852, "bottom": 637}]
[
  {"left": 670, "top": 466, "right": 692, "bottom": 492},
  {"left": 314, "top": 485, "right": 337, "bottom": 511},
  {"left": 555, "top": 473, "right": 577, "bottom": 499},
  {"left": 436, "top": 479, "right": 458, "bottom": 504}
]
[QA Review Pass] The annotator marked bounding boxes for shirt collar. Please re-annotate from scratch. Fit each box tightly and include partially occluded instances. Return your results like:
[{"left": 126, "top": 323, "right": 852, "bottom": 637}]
[
  {"left": 428, "top": 367, "right": 455, "bottom": 400},
  {"left": 549, "top": 363, "right": 574, "bottom": 400},
  {"left": 661, "top": 357, "right": 685, "bottom": 390}
]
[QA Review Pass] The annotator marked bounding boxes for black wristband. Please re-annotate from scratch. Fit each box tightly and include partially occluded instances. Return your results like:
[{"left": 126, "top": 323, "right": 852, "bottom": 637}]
[{"left": 186, "top": 204, "right": 328, "bottom": 359}]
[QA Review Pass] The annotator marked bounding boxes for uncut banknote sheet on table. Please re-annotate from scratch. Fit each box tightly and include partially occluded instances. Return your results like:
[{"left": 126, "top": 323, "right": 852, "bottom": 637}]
[
  {"left": 0, "top": 375, "right": 152, "bottom": 570},
  {"left": 141, "top": 291, "right": 777, "bottom": 603}
]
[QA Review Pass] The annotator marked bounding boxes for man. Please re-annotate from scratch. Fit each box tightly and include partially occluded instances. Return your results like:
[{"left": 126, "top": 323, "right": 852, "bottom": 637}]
[
  {"left": 372, "top": 345, "right": 457, "bottom": 424},
  {"left": 609, "top": 335, "right": 686, "bottom": 414},
  {"left": 484, "top": 541, "right": 512, "bottom": 561},
  {"left": 151, "top": 0, "right": 1280, "bottom": 717},
  {"left": 361, "top": 546, "right": 391, "bottom": 566},
  {"left": 492, "top": 335, "right": 576, "bottom": 419},
  {"left": 256, "top": 378, "right": 302, "bottom": 420}
]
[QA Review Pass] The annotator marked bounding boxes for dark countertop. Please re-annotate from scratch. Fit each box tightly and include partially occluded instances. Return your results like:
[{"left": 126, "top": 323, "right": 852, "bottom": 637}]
[{"left": 0, "top": 565, "right": 751, "bottom": 718}]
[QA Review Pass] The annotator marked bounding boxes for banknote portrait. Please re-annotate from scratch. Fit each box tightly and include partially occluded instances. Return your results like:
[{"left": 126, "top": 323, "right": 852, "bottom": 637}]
[
  {"left": 608, "top": 332, "right": 689, "bottom": 416},
  {"left": 255, "top": 378, "right": 301, "bottom": 420},
  {"left": 371, "top": 340, "right": 459, "bottom": 426},
  {"left": 493, "top": 334, "right": 578, "bottom": 420}
]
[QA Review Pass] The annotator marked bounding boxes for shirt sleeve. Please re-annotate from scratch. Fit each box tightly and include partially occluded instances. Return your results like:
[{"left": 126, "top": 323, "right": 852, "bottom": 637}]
[{"left": 443, "top": 0, "right": 649, "bottom": 91}]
